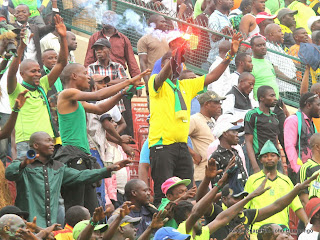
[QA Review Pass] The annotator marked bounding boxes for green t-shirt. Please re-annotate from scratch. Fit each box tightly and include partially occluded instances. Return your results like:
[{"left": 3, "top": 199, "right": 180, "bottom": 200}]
[
  {"left": 251, "top": 57, "right": 279, "bottom": 100},
  {"left": 193, "top": 0, "right": 204, "bottom": 18},
  {"left": 244, "top": 171, "right": 303, "bottom": 236},
  {"left": 158, "top": 198, "right": 178, "bottom": 229},
  {"left": 177, "top": 221, "right": 210, "bottom": 240},
  {"left": 265, "top": 0, "right": 284, "bottom": 14},
  {"left": 9, "top": 76, "right": 54, "bottom": 143}
]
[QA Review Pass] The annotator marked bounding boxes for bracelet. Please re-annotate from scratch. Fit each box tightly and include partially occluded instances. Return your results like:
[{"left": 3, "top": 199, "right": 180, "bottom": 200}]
[
  {"left": 12, "top": 107, "right": 20, "bottom": 112},
  {"left": 225, "top": 50, "right": 235, "bottom": 61},
  {"left": 89, "top": 217, "right": 99, "bottom": 227},
  {"left": 214, "top": 183, "right": 223, "bottom": 190}
]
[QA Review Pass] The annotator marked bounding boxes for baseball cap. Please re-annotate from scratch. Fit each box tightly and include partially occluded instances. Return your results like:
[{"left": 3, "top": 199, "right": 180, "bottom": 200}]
[
  {"left": 258, "top": 140, "right": 280, "bottom": 159},
  {"left": 73, "top": 220, "right": 108, "bottom": 240},
  {"left": 221, "top": 183, "right": 248, "bottom": 198},
  {"left": 256, "top": 12, "right": 277, "bottom": 25},
  {"left": 154, "top": 227, "right": 191, "bottom": 240},
  {"left": 91, "top": 74, "right": 110, "bottom": 84},
  {"left": 0, "top": 206, "right": 29, "bottom": 220},
  {"left": 308, "top": 16, "right": 320, "bottom": 31},
  {"left": 91, "top": 38, "right": 111, "bottom": 49},
  {"left": 161, "top": 177, "right": 191, "bottom": 195},
  {"left": 306, "top": 198, "right": 320, "bottom": 222},
  {"left": 166, "top": 30, "right": 183, "bottom": 44},
  {"left": 213, "top": 122, "right": 242, "bottom": 139},
  {"left": 197, "top": 91, "right": 226, "bottom": 105},
  {"left": 107, "top": 214, "right": 142, "bottom": 225},
  {"left": 216, "top": 114, "right": 244, "bottom": 125},
  {"left": 277, "top": 8, "right": 298, "bottom": 21}
]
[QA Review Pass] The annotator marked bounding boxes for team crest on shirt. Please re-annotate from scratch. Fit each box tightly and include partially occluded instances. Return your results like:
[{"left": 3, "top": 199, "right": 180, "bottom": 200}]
[{"left": 313, "top": 181, "right": 320, "bottom": 190}]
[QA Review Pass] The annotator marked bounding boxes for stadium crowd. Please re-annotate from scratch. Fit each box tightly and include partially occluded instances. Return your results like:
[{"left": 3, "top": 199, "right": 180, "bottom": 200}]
[{"left": 1, "top": 0, "right": 320, "bottom": 239}]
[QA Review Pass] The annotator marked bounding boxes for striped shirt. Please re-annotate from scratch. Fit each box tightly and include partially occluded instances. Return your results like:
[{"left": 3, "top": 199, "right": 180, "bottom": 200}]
[
  {"left": 298, "top": 159, "right": 320, "bottom": 196},
  {"left": 87, "top": 60, "right": 128, "bottom": 112}
]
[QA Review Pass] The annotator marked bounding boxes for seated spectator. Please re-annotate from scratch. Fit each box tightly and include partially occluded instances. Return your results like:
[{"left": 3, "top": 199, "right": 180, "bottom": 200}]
[
  {"left": 278, "top": 8, "right": 298, "bottom": 48},
  {"left": 11, "top": 4, "right": 58, "bottom": 67},
  {"left": 230, "top": 52, "right": 253, "bottom": 83},
  {"left": 250, "top": 36, "right": 279, "bottom": 99},
  {"left": 229, "top": 0, "right": 252, "bottom": 31},
  {"left": 84, "top": 11, "right": 140, "bottom": 80},
  {"left": 53, "top": 205, "right": 90, "bottom": 240},
  {"left": 107, "top": 214, "right": 141, "bottom": 240},
  {"left": 154, "top": 227, "right": 190, "bottom": 240},
  {"left": 264, "top": 23, "right": 297, "bottom": 83},
  {"left": 137, "top": 14, "right": 169, "bottom": 91},
  {"left": 8, "top": 0, "right": 48, "bottom": 27},
  {"left": 72, "top": 219, "right": 108, "bottom": 240},
  {"left": 286, "top": 0, "right": 316, "bottom": 34},
  {"left": 284, "top": 93, "right": 319, "bottom": 175},
  {"left": 245, "top": 140, "right": 308, "bottom": 239},
  {"left": 299, "top": 198, "right": 320, "bottom": 239},
  {"left": 124, "top": 179, "right": 157, "bottom": 237},
  {"left": 5, "top": 131, "right": 131, "bottom": 228},
  {"left": 210, "top": 119, "right": 247, "bottom": 187},
  {"left": 256, "top": 12, "right": 276, "bottom": 37},
  {"left": 308, "top": 16, "right": 320, "bottom": 33},
  {"left": 189, "top": 91, "right": 223, "bottom": 185},
  {"left": 207, "top": 0, "right": 233, "bottom": 65},
  {"left": 245, "top": 86, "right": 280, "bottom": 174},
  {"left": 288, "top": 27, "right": 309, "bottom": 66},
  {"left": 208, "top": 40, "right": 231, "bottom": 96},
  {"left": 7, "top": 16, "right": 68, "bottom": 158},
  {"left": 158, "top": 177, "right": 196, "bottom": 228}
]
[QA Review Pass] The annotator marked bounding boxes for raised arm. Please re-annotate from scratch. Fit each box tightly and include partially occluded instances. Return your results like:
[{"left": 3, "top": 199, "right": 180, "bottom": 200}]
[
  {"left": 153, "top": 57, "right": 172, "bottom": 91},
  {"left": 300, "top": 65, "right": 310, "bottom": 96},
  {"left": 47, "top": 15, "right": 68, "bottom": 87},
  {"left": 0, "top": 90, "right": 29, "bottom": 139},
  {"left": 138, "top": 210, "right": 168, "bottom": 240},
  {"left": 204, "top": 32, "right": 242, "bottom": 86},
  {"left": 207, "top": 175, "right": 271, "bottom": 234},
  {"left": 7, "top": 29, "right": 27, "bottom": 94},
  {"left": 255, "top": 173, "right": 319, "bottom": 222}
]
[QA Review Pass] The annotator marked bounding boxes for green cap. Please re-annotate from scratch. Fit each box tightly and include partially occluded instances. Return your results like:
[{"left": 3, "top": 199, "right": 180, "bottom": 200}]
[
  {"left": 73, "top": 220, "right": 108, "bottom": 240},
  {"left": 258, "top": 140, "right": 280, "bottom": 159}
]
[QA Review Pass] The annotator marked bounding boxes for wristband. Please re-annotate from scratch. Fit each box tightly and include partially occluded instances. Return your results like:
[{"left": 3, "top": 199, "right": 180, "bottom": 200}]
[
  {"left": 225, "top": 50, "right": 235, "bottom": 61},
  {"left": 89, "top": 217, "right": 99, "bottom": 227},
  {"left": 214, "top": 183, "right": 223, "bottom": 191},
  {"left": 12, "top": 107, "right": 20, "bottom": 112}
]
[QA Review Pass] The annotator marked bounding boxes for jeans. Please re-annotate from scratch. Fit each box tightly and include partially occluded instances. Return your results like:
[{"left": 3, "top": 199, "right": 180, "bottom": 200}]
[
  {"left": 16, "top": 141, "right": 29, "bottom": 160},
  {"left": 57, "top": 195, "right": 65, "bottom": 226},
  {"left": 150, "top": 142, "right": 194, "bottom": 207}
]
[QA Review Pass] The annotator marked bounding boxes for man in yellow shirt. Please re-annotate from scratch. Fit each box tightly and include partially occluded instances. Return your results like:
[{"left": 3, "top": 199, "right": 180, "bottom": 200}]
[
  {"left": 244, "top": 140, "right": 308, "bottom": 239},
  {"left": 148, "top": 33, "right": 243, "bottom": 206}
]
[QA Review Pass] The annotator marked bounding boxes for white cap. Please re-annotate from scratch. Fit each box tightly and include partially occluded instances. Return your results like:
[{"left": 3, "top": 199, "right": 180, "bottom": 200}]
[
  {"left": 166, "top": 30, "right": 183, "bottom": 44},
  {"left": 213, "top": 122, "right": 242, "bottom": 139},
  {"left": 308, "top": 16, "right": 320, "bottom": 31},
  {"left": 216, "top": 114, "right": 243, "bottom": 125}
]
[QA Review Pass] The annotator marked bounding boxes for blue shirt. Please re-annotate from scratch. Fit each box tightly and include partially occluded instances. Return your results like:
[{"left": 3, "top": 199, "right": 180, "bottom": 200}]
[{"left": 140, "top": 139, "right": 150, "bottom": 164}]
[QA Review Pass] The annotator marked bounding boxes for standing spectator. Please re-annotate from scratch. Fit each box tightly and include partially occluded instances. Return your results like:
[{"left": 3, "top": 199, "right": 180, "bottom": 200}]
[
  {"left": 229, "top": 53, "right": 253, "bottom": 84},
  {"left": 210, "top": 120, "right": 248, "bottom": 187},
  {"left": 7, "top": 16, "right": 68, "bottom": 158},
  {"left": 284, "top": 92, "right": 320, "bottom": 174},
  {"left": 266, "top": 0, "right": 284, "bottom": 14},
  {"left": 5, "top": 131, "right": 130, "bottom": 228},
  {"left": 245, "top": 85, "right": 279, "bottom": 174},
  {"left": 250, "top": 36, "right": 279, "bottom": 100},
  {"left": 124, "top": 179, "right": 157, "bottom": 237},
  {"left": 148, "top": 33, "right": 243, "bottom": 206},
  {"left": 308, "top": 16, "right": 320, "bottom": 33},
  {"left": 278, "top": 8, "right": 298, "bottom": 48},
  {"left": 8, "top": 0, "right": 48, "bottom": 27},
  {"left": 244, "top": 140, "right": 308, "bottom": 239},
  {"left": 288, "top": 27, "right": 309, "bottom": 59},
  {"left": 229, "top": 0, "right": 252, "bottom": 31},
  {"left": 84, "top": 11, "right": 140, "bottom": 80},
  {"left": 208, "top": 40, "right": 232, "bottom": 96},
  {"left": 298, "top": 133, "right": 320, "bottom": 207},
  {"left": 11, "top": 4, "right": 58, "bottom": 67},
  {"left": 66, "top": 31, "right": 77, "bottom": 63},
  {"left": 137, "top": 14, "right": 169, "bottom": 92},
  {"left": 189, "top": 91, "right": 225, "bottom": 186},
  {"left": 207, "top": 0, "right": 233, "bottom": 65},
  {"left": 87, "top": 38, "right": 134, "bottom": 136},
  {"left": 285, "top": 0, "right": 316, "bottom": 34}
]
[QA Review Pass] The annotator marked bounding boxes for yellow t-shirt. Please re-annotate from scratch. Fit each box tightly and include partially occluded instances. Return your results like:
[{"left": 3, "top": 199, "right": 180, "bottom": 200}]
[
  {"left": 148, "top": 74, "right": 205, "bottom": 147},
  {"left": 177, "top": 221, "right": 210, "bottom": 240},
  {"left": 244, "top": 171, "right": 303, "bottom": 236},
  {"left": 311, "top": 68, "right": 320, "bottom": 84}
]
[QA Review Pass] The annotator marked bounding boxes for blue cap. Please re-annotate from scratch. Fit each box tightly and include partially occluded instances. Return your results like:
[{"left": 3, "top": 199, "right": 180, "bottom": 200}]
[{"left": 154, "top": 227, "right": 191, "bottom": 240}]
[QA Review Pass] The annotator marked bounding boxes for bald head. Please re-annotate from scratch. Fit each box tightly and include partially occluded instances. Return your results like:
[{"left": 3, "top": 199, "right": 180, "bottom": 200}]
[
  {"left": 219, "top": 40, "right": 231, "bottom": 55},
  {"left": 264, "top": 23, "right": 283, "bottom": 43},
  {"left": 66, "top": 31, "right": 77, "bottom": 51},
  {"left": 60, "top": 63, "right": 84, "bottom": 86},
  {"left": 0, "top": 214, "right": 26, "bottom": 239},
  {"left": 311, "top": 83, "right": 320, "bottom": 95},
  {"left": 310, "top": 133, "right": 320, "bottom": 149},
  {"left": 29, "top": 132, "right": 50, "bottom": 148},
  {"left": 264, "top": 23, "right": 279, "bottom": 36},
  {"left": 20, "top": 59, "right": 39, "bottom": 73},
  {"left": 239, "top": 72, "right": 254, "bottom": 82}
]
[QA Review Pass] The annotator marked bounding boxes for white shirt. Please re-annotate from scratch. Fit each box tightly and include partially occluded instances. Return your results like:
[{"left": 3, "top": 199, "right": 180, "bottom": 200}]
[
  {"left": 0, "top": 63, "right": 23, "bottom": 114},
  {"left": 17, "top": 24, "right": 37, "bottom": 61},
  {"left": 40, "top": 33, "right": 60, "bottom": 53},
  {"left": 298, "top": 230, "right": 319, "bottom": 240},
  {"left": 208, "top": 56, "right": 231, "bottom": 96}
]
